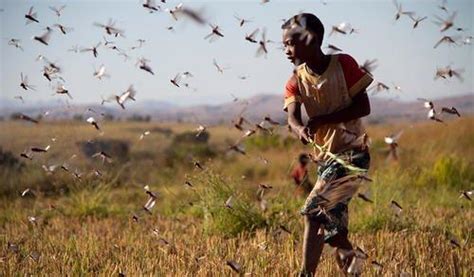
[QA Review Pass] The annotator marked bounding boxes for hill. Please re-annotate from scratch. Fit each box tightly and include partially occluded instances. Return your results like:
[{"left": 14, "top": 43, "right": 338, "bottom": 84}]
[{"left": 1, "top": 93, "right": 472, "bottom": 124}]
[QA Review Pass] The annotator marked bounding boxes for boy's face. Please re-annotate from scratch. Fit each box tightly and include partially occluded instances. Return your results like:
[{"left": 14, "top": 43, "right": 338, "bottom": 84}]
[
  {"left": 299, "top": 156, "right": 309, "bottom": 166},
  {"left": 282, "top": 28, "right": 318, "bottom": 66}
]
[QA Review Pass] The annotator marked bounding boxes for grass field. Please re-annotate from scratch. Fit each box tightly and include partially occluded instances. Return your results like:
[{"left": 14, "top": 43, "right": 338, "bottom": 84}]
[{"left": 0, "top": 117, "right": 473, "bottom": 276}]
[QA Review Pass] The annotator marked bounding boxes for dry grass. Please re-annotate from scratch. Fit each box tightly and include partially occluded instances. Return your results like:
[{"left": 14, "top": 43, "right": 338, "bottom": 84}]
[
  {"left": 1, "top": 217, "right": 472, "bottom": 276},
  {"left": 0, "top": 117, "right": 473, "bottom": 276}
]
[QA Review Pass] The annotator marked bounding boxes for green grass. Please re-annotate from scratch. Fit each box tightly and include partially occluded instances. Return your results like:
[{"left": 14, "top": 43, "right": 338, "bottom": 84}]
[
  {"left": 0, "top": 118, "right": 473, "bottom": 275},
  {"left": 188, "top": 171, "right": 268, "bottom": 237}
]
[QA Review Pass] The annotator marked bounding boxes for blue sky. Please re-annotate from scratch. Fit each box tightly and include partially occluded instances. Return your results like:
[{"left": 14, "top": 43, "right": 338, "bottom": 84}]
[{"left": 1, "top": 0, "right": 472, "bottom": 107}]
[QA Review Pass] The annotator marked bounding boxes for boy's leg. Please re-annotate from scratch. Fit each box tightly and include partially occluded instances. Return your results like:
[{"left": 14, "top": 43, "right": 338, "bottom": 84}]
[
  {"left": 324, "top": 201, "right": 353, "bottom": 274},
  {"left": 300, "top": 216, "right": 325, "bottom": 276},
  {"left": 328, "top": 149, "right": 370, "bottom": 273},
  {"left": 299, "top": 162, "right": 330, "bottom": 276},
  {"left": 299, "top": 149, "right": 370, "bottom": 275},
  {"left": 328, "top": 233, "right": 354, "bottom": 273}
]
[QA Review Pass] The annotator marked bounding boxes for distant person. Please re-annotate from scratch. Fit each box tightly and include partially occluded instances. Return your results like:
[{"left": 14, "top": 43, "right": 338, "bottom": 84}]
[
  {"left": 281, "top": 13, "right": 372, "bottom": 276},
  {"left": 291, "top": 153, "right": 313, "bottom": 196}
]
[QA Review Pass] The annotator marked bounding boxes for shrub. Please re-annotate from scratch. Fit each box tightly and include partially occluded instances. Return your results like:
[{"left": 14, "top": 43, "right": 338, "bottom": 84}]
[
  {"left": 174, "top": 130, "right": 210, "bottom": 144},
  {"left": 416, "top": 156, "right": 473, "bottom": 190},
  {"left": 190, "top": 172, "right": 268, "bottom": 237},
  {"left": 77, "top": 139, "right": 130, "bottom": 162},
  {"left": 165, "top": 131, "right": 215, "bottom": 167},
  {"left": 0, "top": 147, "right": 24, "bottom": 170},
  {"left": 431, "top": 156, "right": 473, "bottom": 189},
  {"left": 66, "top": 183, "right": 118, "bottom": 218},
  {"left": 0, "top": 166, "right": 70, "bottom": 197},
  {"left": 127, "top": 114, "right": 151, "bottom": 122},
  {"left": 150, "top": 126, "right": 173, "bottom": 137},
  {"left": 244, "top": 133, "right": 282, "bottom": 152}
]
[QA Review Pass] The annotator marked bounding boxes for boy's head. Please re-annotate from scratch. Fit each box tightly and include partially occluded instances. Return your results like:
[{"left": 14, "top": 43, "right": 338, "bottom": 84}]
[
  {"left": 298, "top": 153, "right": 310, "bottom": 166},
  {"left": 281, "top": 13, "right": 325, "bottom": 65}
]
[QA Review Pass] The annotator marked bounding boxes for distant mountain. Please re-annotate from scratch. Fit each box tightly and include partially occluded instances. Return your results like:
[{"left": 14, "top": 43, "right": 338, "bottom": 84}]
[
  {"left": 131, "top": 99, "right": 177, "bottom": 112},
  {"left": 147, "top": 93, "right": 474, "bottom": 124},
  {"left": 148, "top": 94, "right": 285, "bottom": 124},
  {"left": 0, "top": 97, "right": 176, "bottom": 121},
  {"left": 1, "top": 93, "right": 472, "bottom": 124}
]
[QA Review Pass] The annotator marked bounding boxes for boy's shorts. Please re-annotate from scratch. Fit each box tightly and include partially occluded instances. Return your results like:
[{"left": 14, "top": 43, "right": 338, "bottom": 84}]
[
  {"left": 295, "top": 179, "right": 313, "bottom": 196},
  {"left": 300, "top": 148, "right": 370, "bottom": 242}
]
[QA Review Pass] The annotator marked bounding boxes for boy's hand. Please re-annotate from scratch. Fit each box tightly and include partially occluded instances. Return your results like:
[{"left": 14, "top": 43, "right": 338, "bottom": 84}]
[
  {"left": 307, "top": 116, "right": 324, "bottom": 135},
  {"left": 296, "top": 126, "right": 312, "bottom": 145}
]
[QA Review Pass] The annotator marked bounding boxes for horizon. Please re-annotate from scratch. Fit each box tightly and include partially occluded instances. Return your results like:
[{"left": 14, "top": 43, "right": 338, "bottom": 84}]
[{"left": 0, "top": 91, "right": 472, "bottom": 110}]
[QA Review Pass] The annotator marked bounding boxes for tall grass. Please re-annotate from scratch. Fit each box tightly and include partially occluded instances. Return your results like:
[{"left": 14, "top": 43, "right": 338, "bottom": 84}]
[
  {"left": 0, "top": 118, "right": 473, "bottom": 275},
  {"left": 66, "top": 182, "right": 116, "bottom": 218},
  {"left": 188, "top": 171, "right": 268, "bottom": 237}
]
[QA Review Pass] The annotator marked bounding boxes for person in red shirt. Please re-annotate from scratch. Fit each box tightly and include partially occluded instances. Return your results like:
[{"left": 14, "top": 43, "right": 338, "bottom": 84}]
[
  {"left": 281, "top": 13, "right": 372, "bottom": 276},
  {"left": 291, "top": 153, "right": 313, "bottom": 196}
]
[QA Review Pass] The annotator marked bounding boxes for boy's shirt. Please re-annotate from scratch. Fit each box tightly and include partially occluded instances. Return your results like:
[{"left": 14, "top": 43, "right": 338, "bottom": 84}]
[
  {"left": 291, "top": 164, "right": 308, "bottom": 185},
  {"left": 283, "top": 54, "right": 373, "bottom": 154}
]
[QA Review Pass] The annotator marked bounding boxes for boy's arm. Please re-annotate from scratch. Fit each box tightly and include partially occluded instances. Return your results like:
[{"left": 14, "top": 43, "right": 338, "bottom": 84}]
[
  {"left": 307, "top": 91, "right": 371, "bottom": 132},
  {"left": 287, "top": 102, "right": 311, "bottom": 144}
]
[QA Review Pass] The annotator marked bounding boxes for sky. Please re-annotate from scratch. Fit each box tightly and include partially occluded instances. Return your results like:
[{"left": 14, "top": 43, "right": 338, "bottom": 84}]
[{"left": 0, "top": 0, "right": 473, "bottom": 108}]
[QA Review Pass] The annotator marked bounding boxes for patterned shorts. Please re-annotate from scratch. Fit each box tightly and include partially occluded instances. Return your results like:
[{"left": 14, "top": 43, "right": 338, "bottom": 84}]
[{"left": 300, "top": 149, "right": 370, "bottom": 242}]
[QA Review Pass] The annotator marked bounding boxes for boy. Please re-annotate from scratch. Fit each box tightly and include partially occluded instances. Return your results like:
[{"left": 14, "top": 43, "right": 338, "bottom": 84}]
[
  {"left": 291, "top": 153, "right": 313, "bottom": 196},
  {"left": 281, "top": 13, "right": 372, "bottom": 276}
]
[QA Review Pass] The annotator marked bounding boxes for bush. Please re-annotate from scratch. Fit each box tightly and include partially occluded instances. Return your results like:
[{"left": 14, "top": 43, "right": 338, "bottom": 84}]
[
  {"left": 431, "top": 156, "right": 473, "bottom": 189},
  {"left": 0, "top": 166, "right": 71, "bottom": 197},
  {"left": 0, "top": 147, "right": 24, "bottom": 170},
  {"left": 150, "top": 126, "right": 173, "bottom": 137},
  {"left": 73, "top": 114, "right": 84, "bottom": 121},
  {"left": 190, "top": 172, "right": 268, "bottom": 237},
  {"left": 416, "top": 156, "right": 473, "bottom": 190},
  {"left": 66, "top": 183, "right": 118, "bottom": 218},
  {"left": 173, "top": 130, "right": 210, "bottom": 144},
  {"left": 77, "top": 139, "right": 130, "bottom": 162},
  {"left": 165, "top": 131, "right": 215, "bottom": 167},
  {"left": 244, "top": 133, "right": 282, "bottom": 152},
  {"left": 127, "top": 114, "right": 151, "bottom": 122}
]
